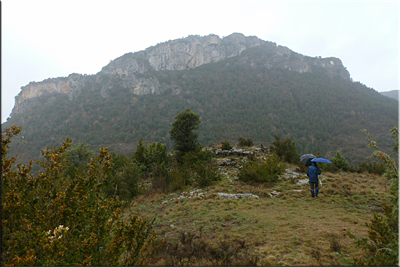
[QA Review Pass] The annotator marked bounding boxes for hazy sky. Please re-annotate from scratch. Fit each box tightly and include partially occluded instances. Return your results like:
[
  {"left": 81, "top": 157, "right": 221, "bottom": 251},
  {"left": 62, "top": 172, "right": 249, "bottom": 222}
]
[{"left": 2, "top": 1, "right": 399, "bottom": 123}]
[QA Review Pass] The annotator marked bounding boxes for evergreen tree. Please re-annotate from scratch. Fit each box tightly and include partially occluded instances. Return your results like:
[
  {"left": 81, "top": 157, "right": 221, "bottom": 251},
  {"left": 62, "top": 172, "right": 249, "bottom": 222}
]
[
  {"left": 169, "top": 109, "right": 201, "bottom": 158},
  {"left": 269, "top": 135, "right": 299, "bottom": 164}
]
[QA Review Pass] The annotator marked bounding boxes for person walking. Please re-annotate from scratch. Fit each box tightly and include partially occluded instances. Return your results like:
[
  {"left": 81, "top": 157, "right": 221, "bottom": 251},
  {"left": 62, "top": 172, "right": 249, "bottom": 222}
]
[{"left": 307, "top": 161, "right": 321, "bottom": 197}]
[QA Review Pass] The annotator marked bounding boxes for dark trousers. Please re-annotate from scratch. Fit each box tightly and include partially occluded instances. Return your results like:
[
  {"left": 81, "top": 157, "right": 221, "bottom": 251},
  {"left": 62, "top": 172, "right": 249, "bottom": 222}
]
[{"left": 309, "top": 179, "right": 319, "bottom": 190}]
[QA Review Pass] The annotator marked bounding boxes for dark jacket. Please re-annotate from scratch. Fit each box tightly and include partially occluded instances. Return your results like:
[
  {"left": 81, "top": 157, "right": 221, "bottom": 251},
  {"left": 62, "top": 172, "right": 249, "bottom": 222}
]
[{"left": 307, "top": 162, "right": 321, "bottom": 183}]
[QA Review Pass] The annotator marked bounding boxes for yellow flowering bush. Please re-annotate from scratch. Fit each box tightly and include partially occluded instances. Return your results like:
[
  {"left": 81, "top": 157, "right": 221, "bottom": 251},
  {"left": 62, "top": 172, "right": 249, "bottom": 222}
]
[{"left": 2, "top": 126, "right": 162, "bottom": 266}]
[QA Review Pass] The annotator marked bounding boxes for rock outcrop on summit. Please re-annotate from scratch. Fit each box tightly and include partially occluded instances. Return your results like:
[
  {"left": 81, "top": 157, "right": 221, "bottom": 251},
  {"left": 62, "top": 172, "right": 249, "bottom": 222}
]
[{"left": 11, "top": 33, "right": 350, "bottom": 116}]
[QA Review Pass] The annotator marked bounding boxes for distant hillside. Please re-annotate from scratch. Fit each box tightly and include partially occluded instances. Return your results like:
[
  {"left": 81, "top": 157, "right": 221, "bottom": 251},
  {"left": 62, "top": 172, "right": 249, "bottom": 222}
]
[
  {"left": 2, "top": 33, "right": 398, "bottom": 165},
  {"left": 380, "top": 90, "right": 398, "bottom": 101}
]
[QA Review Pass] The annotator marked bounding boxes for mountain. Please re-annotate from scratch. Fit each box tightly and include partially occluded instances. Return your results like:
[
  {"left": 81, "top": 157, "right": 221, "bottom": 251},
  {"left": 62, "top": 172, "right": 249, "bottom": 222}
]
[
  {"left": 380, "top": 90, "right": 398, "bottom": 101},
  {"left": 2, "top": 33, "right": 398, "bottom": 165}
]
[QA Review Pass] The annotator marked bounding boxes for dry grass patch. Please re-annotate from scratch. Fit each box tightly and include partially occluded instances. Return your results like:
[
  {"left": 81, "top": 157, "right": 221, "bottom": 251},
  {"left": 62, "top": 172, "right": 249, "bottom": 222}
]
[{"left": 125, "top": 170, "right": 391, "bottom": 265}]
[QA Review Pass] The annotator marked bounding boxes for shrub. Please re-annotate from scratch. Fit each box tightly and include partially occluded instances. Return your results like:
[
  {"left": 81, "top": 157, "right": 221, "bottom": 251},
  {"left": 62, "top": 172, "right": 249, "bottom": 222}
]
[
  {"left": 238, "top": 154, "right": 285, "bottom": 183},
  {"left": 356, "top": 161, "right": 385, "bottom": 174},
  {"left": 132, "top": 139, "right": 168, "bottom": 172},
  {"left": 193, "top": 162, "right": 222, "bottom": 188},
  {"left": 330, "top": 151, "right": 350, "bottom": 171},
  {"left": 152, "top": 230, "right": 259, "bottom": 266},
  {"left": 65, "top": 142, "right": 95, "bottom": 178},
  {"left": 221, "top": 140, "right": 232, "bottom": 150},
  {"left": 1, "top": 126, "right": 162, "bottom": 266},
  {"left": 112, "top": 162, "right": 141, "bottom": 200},
  {"left": 104, "top": 154, "right": 142, "bottom": 200},
  {"left": 238, "top": 136, "right": 254, "bottom": 147},
  {"left": 166, "top": 162, "right": 191, "bottom": 192},
  {"left": 347, "top": 127, "right": 398, "bottom": 266},
  {"left": 182, "top": 149, "right": 213, "bottom": 166},
  {"left": 269, "top": 135, "right": 299, "bottom": 164}
]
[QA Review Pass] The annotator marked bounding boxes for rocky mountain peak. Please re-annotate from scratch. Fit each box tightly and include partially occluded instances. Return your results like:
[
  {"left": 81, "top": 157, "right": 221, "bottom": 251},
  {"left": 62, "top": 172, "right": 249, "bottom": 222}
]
[
  {"left": 100, "top": 33, "right": 264, "bottom": 75},
  {"left": 10, "top": 33, "right": 350, "bottom": 117}
]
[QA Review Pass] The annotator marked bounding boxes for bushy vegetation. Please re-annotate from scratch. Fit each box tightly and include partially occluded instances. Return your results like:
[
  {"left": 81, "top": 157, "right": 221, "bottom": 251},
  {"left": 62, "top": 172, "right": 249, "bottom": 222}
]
[
  {"left": 354, "top": 161, "right": 385, "bottom": 174},
  {"left": 170, "top": 109, "right": 201, "bottom": 161},
  {"left": 221, "top": 140, "right": 232, "bottom": 150},
  {"left": 150, "top": 149, "right": 221, "bottom": 192},
  {"left": 152, "top": 229, "right": 259, "bottom": 266},
  {"left": 330, "top": 151, "right": 350, "bottom": 171},
  {"left": 347, "top": 127, "right": 398, "bottom": 266},
  {"left": 269, "top": 135, "right": 299, "bottom": 164},
  {"left": 238, "top": 153, "right": 285, "bottom": 183},
  {"left": 2, "top": 109, "right": 397, "bottom": 266},
  {"left": 132, "top": 138, "right": 168, "bottom": 173},
  {"left": 237, "top": 136, "right": 253, "bottom": 147},
  {"left": 1, "top": 126, "right": 161, "bottom": 266}
]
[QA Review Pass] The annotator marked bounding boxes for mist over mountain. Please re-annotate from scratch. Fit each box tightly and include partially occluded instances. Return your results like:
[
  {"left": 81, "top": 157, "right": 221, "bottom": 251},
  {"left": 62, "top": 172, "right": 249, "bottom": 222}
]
[{"left": 3, "top": 33, "right": 398, "bottom": 165}]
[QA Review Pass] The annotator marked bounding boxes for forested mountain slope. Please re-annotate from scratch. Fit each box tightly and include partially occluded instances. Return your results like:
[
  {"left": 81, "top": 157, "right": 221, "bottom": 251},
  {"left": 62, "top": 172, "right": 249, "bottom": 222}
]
[
  {"left": 2, "top": 34, "right": 398, "bottom": 165},
  {"left": 380, "top": 90, "right": 398, "bottom": 101}
]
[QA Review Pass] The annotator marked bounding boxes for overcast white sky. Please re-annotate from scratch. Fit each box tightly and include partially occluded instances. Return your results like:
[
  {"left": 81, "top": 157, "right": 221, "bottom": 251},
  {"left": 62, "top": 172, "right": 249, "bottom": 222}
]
[{"left": 2, "top": 1, "right": 399, "bottom": 123}]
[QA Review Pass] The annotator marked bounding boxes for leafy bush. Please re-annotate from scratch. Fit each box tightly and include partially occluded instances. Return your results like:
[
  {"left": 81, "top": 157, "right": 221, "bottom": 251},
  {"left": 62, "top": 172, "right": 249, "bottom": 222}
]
[
  {"left": 238, "top": 136, "right": 254, "bottom": 147},
  {"left": 111, "top": 162, "right": 141, "bottom": 200},
  {"left": 330, "top": 151, "right": 350, "bottom": 171},
  {"left": 104, "top": 153, "right": 142, "bottom": 200},
  {"left": 269, "top": 135, "right": 299, "bottom": 164},
  {"left": 193, "top": 162, "right": 222, "bottom": 188},
  {"left": 238, "top": 154, "right": 285, "bottom": 183},
  {"left": 356, "top": 161, "right": 385, "bottom": 174},
  {"left": 132, "top": 139, "right": 168, "bottom": 172},
  {"left": 144, "top": 142, "right": 168, "bottom": 167},
  {"left": 65, "top": 142, "right": 95, "bottom": 178},
  {"left": 182, "top": 149, "right": 213, "bottom": 166},
  {"left": 221, "top": 140, "right": 232, "bottom": 150},
  {"left": 151, "top": 150, "right": 219, "bottom": 192},
  {"left": 166, "top": 162, "right": 191, "bottom": 192},
  {"left": 1, "top": 126, "right": 162, "bottom": 266},
  {"left": 346, "top": 127, "right": 398, "bottom": 266}
]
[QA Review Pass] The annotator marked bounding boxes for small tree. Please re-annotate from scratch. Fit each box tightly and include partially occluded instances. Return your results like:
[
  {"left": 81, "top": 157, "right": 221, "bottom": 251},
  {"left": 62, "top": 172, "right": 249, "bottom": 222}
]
[
  {"left": 65, "top": 142, "right": 95, "bottom": 177},
  {"left": 238, "top": 154, "right": 285, "bottom": 183},
  {"left": 269, "top": 135, "right": 299, "bottom": 164},
  {"left": 221, "top": 140, "right": 232, "bottom": 150},
  {"left": 330, "top": 151, "right": 349, "bottom": 171},
  {"left": 238, "top": 136, "right": 254, "bottom": 147},
  {"left": 132, "top": 138, "right": 146, "bottom": 167},
  {"left": 1, "top": 126, "right": 162, "bottom": 266},
  {"left": 169, "top": 109, "right": 201, "bottom": 160}
]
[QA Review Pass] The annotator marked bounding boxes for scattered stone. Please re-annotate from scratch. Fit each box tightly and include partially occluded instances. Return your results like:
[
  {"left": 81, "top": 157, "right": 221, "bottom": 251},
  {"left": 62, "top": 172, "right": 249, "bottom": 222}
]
[
  {"left": 217, "top": 193, "right": 259, "bottom": 200},
  {"left": 162, "top": 189, "right": 204, "bottom": 204},
  {"left": 216, "top": 158, "right": 237, "bottom": 166},
  {"left": 297, "top": 179, "right": 309, "bottom": 185},
  {"left": 269, "top": 190, "right": 279, "bottom": 198}
]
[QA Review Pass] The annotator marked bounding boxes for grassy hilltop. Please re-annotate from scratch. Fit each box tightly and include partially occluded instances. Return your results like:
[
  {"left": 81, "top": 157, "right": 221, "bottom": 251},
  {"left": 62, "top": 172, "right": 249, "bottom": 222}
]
[{"left": 127, "top": 148, "right": 391, "bottom": 266}]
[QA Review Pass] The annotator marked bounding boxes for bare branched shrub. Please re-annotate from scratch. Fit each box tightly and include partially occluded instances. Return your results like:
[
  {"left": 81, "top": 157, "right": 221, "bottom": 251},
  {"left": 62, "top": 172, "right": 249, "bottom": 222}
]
[
  {"left": 327, "top": 233, "right": 342, "bottom": 253},
  {"left": 310, "top": 247, "right": 323, "bottom": 266}
]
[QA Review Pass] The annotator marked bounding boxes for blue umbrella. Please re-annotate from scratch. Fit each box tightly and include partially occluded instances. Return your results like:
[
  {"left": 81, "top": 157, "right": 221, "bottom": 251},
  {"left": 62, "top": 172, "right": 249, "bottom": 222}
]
[{"left": 311, "top": 158, "right": 332, "bottom": 164}]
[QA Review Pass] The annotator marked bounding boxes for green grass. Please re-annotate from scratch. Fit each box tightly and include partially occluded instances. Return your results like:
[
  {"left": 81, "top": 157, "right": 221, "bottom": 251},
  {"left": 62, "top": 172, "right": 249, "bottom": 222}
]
[{"left": 126, "top": 164, "right": 391, "bottom": 266}]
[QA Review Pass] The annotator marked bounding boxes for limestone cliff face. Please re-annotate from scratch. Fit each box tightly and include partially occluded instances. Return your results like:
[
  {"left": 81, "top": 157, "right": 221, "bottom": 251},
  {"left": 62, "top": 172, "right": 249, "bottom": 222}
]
[
  {"left": 11, "top": 73, "right": 87, "bottom": 115},
  {"left": 11, "top": 32, "right": 351, "bottom": 116},
  {"left": 101, "top": 33, "right": 263, "bottom": 75}
]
